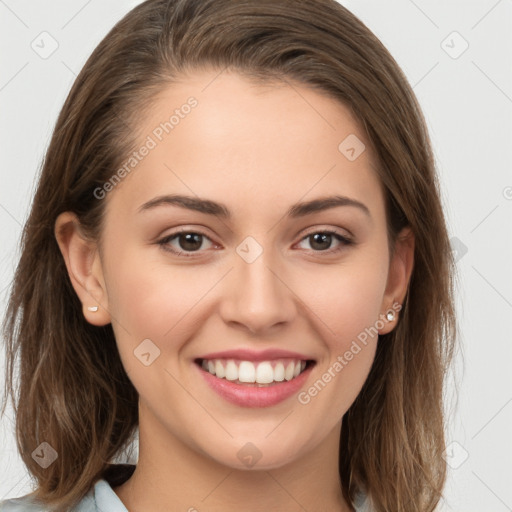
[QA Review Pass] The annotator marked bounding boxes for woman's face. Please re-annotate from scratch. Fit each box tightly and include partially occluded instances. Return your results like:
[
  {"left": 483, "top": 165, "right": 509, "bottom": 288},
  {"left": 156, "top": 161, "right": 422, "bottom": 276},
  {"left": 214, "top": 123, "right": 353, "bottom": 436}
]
[{"left": 62, "top": 69, "right": 413, "bottom": 470}]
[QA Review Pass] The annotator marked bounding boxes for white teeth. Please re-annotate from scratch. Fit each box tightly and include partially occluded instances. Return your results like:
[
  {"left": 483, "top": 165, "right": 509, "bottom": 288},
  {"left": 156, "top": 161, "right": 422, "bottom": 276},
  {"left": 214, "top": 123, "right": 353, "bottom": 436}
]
[
  {"left": 274, "top": 362, "right": 285, "bottom": 382},
  {"left": 200, "top": 358, "right": 308, "bottom": 384},
  {"left": 284, "top": 362, "right": 295, "bottom": 381},
  {"left": 215, "top": 360, "right": 225, "bottom": 378},
  {"left": 238, "top": 361, "right": 256, "bottom": 383},
  {"left": 225, "top": 360, "right": 238, "bottom": 381},
  {"left": 255, "top": 361, "right": 274, "bottom": 384}
]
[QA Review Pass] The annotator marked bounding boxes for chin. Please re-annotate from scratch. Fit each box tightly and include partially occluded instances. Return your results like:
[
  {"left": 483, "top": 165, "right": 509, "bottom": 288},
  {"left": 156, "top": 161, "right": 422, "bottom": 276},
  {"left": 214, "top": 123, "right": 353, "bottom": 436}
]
[{"left": 199, "top": 433, "right": 309, "bottom": 471}]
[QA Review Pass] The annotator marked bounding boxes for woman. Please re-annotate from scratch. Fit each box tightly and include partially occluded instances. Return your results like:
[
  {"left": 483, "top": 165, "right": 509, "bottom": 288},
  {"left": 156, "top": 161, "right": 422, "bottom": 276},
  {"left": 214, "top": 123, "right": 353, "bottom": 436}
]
[{"left": 1, "top": 0, "right": 457, "bottom": 510}]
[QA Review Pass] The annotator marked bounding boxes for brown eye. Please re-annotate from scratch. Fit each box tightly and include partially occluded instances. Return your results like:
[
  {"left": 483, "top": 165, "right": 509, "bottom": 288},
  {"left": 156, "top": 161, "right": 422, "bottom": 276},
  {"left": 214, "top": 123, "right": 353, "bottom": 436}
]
[
  {"left": 297, "top": 230, "right": 354, "bottom": 254},
  {"left": 158, "top": 230, "right": 215, "bottom": 257},
  {"left": 175, "top": 232, "right": 203, "bottom": 252}
]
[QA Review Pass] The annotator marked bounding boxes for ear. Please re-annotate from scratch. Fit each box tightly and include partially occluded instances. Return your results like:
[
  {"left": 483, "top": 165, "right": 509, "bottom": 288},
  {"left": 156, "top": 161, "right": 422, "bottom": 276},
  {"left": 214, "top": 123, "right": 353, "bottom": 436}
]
[
  {"left": 378, "top": 226, "right": 415, "bottom": 334},
  {"left": 54, "top": 211, "right": 111, "bottom": 326}
]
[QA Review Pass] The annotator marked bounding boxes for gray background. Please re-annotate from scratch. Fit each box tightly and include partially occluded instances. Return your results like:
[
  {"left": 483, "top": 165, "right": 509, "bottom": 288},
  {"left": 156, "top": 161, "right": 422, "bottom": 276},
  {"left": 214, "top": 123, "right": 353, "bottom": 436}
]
[{"left": 1, "top": 1, "right": 511, "bottom": 510}]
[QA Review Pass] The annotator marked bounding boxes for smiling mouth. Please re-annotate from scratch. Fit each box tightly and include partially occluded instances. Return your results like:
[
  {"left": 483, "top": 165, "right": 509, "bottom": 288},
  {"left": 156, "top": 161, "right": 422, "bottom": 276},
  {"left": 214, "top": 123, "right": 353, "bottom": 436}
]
[{"left": 194, "top": 357, "right": 315, "bottom": 387}]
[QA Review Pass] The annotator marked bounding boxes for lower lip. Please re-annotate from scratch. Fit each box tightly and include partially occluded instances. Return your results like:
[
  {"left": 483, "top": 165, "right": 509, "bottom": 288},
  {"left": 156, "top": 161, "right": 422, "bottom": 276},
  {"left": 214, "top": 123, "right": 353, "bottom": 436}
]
[{"left": 195, "top": 362, "right": 314, "bottom": 408}]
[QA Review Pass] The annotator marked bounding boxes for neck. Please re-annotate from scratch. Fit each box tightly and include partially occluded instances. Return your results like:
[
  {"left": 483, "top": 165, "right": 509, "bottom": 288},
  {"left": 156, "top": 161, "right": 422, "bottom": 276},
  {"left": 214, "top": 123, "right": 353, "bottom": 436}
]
[{"left": 113, "top": 402, "right": 353, "bottom": 512}]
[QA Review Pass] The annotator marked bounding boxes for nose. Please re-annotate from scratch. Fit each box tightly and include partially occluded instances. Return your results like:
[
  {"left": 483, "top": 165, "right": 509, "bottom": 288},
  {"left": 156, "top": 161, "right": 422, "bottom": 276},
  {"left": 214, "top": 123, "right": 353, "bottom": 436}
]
[{"left": 219, "top": 248, "right": 297, "bottom": 335}]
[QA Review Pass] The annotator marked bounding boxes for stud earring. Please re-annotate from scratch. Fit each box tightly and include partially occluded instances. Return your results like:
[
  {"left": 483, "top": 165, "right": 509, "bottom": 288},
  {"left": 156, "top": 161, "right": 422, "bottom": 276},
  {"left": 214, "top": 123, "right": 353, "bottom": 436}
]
[
  {"left": 87, "top": 306, "right": 99, "bottom": 312},
  {"left": 386, "top": 310, "right": 396, "bottom": 321}
]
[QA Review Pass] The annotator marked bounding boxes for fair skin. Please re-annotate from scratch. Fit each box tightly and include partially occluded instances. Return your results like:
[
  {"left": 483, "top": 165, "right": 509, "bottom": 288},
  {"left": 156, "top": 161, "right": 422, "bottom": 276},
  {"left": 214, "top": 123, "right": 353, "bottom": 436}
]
[{"left": 55, "top": 69, "right": 414, "bottom": 512}]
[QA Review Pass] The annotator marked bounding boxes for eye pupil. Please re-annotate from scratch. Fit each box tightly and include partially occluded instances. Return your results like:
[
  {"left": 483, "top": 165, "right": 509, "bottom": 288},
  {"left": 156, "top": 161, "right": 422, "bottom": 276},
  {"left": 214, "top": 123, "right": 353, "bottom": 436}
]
[
  {"left": 179, "top": 233, "right": 202, "bottom": 251},
  {"left": 310, "top": 233, "right": 332, "bottom": 251}
]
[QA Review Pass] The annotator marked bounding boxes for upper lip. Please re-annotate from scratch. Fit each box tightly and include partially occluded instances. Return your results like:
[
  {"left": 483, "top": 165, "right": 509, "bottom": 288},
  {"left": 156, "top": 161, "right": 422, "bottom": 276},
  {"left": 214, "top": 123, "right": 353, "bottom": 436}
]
[{"left": 196, "top": 348, "right": 315, "bottom": 362}]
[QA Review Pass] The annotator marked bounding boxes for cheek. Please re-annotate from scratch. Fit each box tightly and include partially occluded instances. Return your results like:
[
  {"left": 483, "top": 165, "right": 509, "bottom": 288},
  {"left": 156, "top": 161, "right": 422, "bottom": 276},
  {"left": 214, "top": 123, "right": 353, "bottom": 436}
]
[
  {"left": 104, "top": 249, "right": 217, "bottom": 348},
  {"left": 104, "top": 255, "right": 210, "bottom": 398},
  {"left": 294, "top": 267, "right": 385, "bottom": 417},
  {"left": 297, "top": 258, "right": 386, "bottom": 383},
  {"left": 301, "top": 259, "right": 388, "bottom": 342}
]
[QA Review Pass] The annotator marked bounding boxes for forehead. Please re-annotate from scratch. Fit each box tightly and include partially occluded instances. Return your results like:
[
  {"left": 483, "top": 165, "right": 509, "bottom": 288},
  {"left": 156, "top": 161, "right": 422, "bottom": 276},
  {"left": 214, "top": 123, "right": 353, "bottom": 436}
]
[{"left": 104, "top": 69, "right": 385, "bottom": 223}]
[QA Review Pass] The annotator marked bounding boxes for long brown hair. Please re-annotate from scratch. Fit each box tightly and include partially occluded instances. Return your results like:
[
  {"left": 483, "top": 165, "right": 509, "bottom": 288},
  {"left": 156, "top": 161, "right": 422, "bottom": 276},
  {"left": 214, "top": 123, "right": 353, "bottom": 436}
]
[{"left": 1, "top": 1, "right": 457, "bottom": 510}]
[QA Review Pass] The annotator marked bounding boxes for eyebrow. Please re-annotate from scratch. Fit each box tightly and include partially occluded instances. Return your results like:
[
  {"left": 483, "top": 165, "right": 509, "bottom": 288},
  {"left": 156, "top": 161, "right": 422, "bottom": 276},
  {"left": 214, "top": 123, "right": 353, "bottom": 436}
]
[{"left": 137, "top": 194, "right": 371, "bottom": 219}]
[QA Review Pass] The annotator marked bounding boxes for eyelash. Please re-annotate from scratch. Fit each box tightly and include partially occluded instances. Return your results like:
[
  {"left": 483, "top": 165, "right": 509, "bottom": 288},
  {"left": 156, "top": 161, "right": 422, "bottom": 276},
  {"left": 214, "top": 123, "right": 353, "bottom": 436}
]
[{"left": 156, "top": 227, "right": 354, "bottom": 258}]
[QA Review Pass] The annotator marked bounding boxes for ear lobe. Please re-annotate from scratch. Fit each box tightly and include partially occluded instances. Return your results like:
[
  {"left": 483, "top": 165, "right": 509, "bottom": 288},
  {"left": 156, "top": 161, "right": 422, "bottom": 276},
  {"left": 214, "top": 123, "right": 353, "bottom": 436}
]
[
  {"left": 378, "top": 226, "right": 415, "bottom": 335},
  {"left": 54, "top": 211, "right": 111, "bottom": 326}
]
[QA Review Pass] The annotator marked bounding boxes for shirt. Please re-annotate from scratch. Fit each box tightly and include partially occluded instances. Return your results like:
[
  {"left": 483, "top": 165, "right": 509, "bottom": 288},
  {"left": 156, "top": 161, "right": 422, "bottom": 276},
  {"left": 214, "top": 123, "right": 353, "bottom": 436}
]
[{"left": 0, "top": 464, "right": 372, "bottom": 511}]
